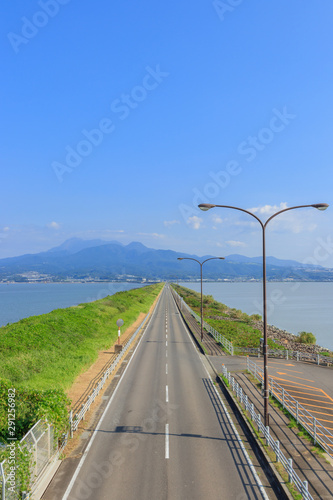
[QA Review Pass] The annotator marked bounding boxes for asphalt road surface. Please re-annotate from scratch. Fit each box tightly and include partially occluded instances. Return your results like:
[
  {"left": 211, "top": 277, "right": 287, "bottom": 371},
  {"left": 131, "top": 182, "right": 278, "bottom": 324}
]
[{"left": 63, "top": 285, "right": 271, "bottom": 500}]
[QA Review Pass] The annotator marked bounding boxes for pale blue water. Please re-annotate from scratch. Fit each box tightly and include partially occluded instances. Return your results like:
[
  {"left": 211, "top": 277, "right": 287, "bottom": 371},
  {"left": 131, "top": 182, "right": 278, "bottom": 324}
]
[
  {"left": 0, "top": 282, "right": 146, "bottom": 326},
  {"left": 1, "top": 282, "right": 332, "bottom": 351},
  {"left": 179, "top": 282, "right": 333, "bottom": 351}
]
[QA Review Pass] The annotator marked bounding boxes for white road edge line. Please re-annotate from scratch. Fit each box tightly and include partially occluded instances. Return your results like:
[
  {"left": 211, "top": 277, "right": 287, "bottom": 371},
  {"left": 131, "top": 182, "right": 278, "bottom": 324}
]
[
  {"left": 62, "top": 288, "right": 164, "bottom": 500},
  {"left": 165, "top": 423, "right": 169, "bottom": 459},
  {"left": 174, "top": 291, "right": 270, "bottom": 500}
]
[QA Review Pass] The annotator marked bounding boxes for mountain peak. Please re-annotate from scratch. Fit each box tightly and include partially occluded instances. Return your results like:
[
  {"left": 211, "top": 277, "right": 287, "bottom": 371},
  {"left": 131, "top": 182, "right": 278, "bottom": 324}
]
[
  {"left": 47, "top": 238, "right": 123, "bottom": 255},
  {"left": 125, "top": 242, "right": 150, "bottom": 253}
]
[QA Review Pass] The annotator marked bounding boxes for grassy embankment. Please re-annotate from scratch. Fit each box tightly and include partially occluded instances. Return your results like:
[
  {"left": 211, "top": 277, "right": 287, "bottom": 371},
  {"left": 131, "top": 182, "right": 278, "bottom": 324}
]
[
  {"left": 0, "top": 283, "right": 163, "bottom": 443},
  {"left": 172, "top": 284, "right": 284, "bottom": 351}
]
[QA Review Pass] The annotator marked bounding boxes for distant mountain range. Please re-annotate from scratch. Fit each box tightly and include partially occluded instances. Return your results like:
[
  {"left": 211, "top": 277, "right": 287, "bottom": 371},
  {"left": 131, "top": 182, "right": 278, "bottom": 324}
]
[{"left": 0, "top": 238, "right": 332, "bottom": 282}]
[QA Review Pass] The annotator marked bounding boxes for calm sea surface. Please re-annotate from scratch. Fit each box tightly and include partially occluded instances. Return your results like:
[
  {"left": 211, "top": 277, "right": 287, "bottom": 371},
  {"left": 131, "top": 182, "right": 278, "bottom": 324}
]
[
  {"left": 1, "top": 281, "right": 332, "bottom": 350},
  {"left": 0, "top": 282, "right": 146, "bottom": 326},
  {"left": 179, "top": 282, "right": 333, "bottom": 351}
]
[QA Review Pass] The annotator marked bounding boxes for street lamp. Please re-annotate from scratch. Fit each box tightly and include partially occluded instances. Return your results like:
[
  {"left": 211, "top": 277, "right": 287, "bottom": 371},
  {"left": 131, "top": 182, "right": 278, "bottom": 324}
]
[
  {"left": 198, "top": 202, "right": 329, "bottom": 426},
  {"left": 177, "top": 256, "right": 225, "bottom": 342}
]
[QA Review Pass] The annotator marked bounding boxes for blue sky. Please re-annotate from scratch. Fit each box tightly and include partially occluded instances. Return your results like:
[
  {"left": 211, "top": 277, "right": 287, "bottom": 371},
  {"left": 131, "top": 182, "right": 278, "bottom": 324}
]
[{"left": 1, "top": 0, "right": 333, "bottom": 267}]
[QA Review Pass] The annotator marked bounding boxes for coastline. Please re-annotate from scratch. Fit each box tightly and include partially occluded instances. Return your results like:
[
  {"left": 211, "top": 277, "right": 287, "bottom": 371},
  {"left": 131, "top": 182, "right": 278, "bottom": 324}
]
[{"left": 252, "top": 320, "right": 332, "bottom": 355}]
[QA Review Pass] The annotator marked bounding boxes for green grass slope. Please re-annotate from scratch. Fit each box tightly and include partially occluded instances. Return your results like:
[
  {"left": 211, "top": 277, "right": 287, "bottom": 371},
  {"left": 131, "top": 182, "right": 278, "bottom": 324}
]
[
  {"left": 0, "top": 283, "right": 163, "bottom": 391},
  {"left": 172, "top": 284, "right": 283, "bottom": 350},
  {"left": 0, "top": 283, "right": 163, "bottom": 443}
]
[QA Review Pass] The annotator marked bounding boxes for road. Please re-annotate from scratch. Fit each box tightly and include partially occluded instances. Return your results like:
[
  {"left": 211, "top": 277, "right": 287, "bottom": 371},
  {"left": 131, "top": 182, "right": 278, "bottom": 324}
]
[{"left": 62, "top": 284, "right": 271, "bottom": 500}]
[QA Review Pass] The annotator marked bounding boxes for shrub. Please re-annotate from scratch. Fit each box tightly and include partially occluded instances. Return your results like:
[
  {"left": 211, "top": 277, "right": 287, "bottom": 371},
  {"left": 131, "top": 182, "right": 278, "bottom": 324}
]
[{"left": 297, "top": 331, "right": 316, "bottom": 345}]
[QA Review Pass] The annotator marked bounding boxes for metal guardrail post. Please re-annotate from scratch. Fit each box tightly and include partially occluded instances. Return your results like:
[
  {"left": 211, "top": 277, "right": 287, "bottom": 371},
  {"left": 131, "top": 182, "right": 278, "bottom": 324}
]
[
  {"left": 265, "top": 426, "right": 270, "bottom": 446},
  {"left": 0, "top": 462, "right": 5, "bottom": 500},
  {"left": 288, "top": 457, "right": 293, "bottom": 484},
  {"left": 69, "top": 410, "right": 73, "bottom": 439},
  {"left": 275, "top": 440, "right": 280, "bottom": 463},
  {"left": 47, "top": 424, "right": 51, "bottom": 461},
  {"left": 257, "top": 413, "right": 261, "bottom": 432},
  {"left": 302, "top": 480, "right": 309, "bottom": 500}
]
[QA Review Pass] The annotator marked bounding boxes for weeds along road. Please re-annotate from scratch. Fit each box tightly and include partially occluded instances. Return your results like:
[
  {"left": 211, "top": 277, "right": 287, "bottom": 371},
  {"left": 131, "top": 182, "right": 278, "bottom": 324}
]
[{"left": 62, "top": 284, "right": 272, "bottom": 500}]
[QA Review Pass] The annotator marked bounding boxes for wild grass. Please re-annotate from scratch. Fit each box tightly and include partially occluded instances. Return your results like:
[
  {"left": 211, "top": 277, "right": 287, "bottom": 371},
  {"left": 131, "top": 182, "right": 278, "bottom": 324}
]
[
  {"left": 0, "top": 283, "right": 163, "bottom": 391},
  {"left": 0, "top": 283, "right": 163, "bottom": 441}
]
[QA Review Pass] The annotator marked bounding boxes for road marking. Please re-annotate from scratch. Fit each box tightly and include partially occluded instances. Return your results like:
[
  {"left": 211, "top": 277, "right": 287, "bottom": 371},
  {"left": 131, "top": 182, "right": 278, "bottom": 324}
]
[
  {"left": 282, "top": 393, "right": 333, "bottom": 405},
  {"left": 174, "top": 298, "right": 269, "bottom": 500},
  {"left": 166, "top": 385, "right": 169, "bottom": 402},
  {"left": 166, "top": 341, "right": 168, "bottom": 347},
  {"left": 275, "top": 373, "right": 314, "bottom": 382},
  {"left": 62, "top": 295, "right": 161, "bottom": 500},
  {"left": 165, "top": 423, "right": 169, "bottom": 459},
  {"left": 270, "top": 362, "right": 295, "bottom": 367},
  {"left": 166, "top": 364, "right": 168, "bottom": 375},
  {"left": 271, "top": 377, "right": 319, "bottom": 389},
  {"left": 272, "top": 368, "right": 304, "bottom": 374}
]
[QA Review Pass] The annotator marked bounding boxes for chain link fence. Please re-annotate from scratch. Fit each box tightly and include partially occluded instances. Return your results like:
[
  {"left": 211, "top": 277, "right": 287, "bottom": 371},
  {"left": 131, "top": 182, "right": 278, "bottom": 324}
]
[{"left": 0, "top": 420, "right": 57, "bottom": 500}]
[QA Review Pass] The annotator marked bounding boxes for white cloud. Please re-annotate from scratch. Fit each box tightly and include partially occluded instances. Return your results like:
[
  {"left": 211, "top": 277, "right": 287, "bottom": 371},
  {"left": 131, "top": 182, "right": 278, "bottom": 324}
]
[
  {"left": 137, "top": 232, "right": 165, "bottom": 239},
  {"left": 164, "top": 220, "right": 180, "bottom": 227},
  {"left": 46, "top": 221, "right": 61, "bottom": 230},
  {"left": 212, "top": 214, "right": 224, "bottom": 224},
  {"left": 187, "top": 216, "right": 202, "bottom": 230},
  {"left": 248, "top": 202, "right": 288, "bottom": 216},
  {"left": 226, "top": 240, "right": 247, "bottom": 247}
]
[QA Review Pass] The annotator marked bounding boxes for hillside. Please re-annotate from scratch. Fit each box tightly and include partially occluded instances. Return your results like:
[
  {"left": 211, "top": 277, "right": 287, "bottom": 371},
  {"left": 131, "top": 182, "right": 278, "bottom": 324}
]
[{"left": 0, "top": 239, "right": 332, "bottom": 282}]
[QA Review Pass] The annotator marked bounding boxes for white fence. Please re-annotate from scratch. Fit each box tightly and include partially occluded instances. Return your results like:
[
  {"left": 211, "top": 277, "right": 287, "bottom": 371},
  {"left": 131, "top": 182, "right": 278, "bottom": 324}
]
[
  {"left": 172, "top": 288, "right": 234, "bottom": 355},
  {"left": 221, "top": 364, "right": 313, "bottom": 500},
  {"left": 246, "top": 357, "right": 333, "bottom": 459},
  {"left": 237, "top": 346, "right": 333, "bottom": 366}
]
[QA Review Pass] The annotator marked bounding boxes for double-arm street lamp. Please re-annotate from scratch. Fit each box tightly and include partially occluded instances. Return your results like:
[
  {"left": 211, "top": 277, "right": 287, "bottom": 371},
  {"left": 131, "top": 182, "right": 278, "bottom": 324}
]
[
  {"left": 198, "top": 202, "right": 329, "bottom": 427},
  {"left": 177, "top": 257, "right": 224, "bottom": 342}
]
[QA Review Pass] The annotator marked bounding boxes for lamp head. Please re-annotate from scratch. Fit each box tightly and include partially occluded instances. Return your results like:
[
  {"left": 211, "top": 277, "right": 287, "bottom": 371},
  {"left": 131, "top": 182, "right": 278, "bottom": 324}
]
[
  {"left": 312, "top": 203, "right": 329, "bottom": 211},
  {"left": 177, "top": 257, "right": 184, "bottom": 260},
  {"left": 198, "top": 203, "right": 215, "bottom": 211}
]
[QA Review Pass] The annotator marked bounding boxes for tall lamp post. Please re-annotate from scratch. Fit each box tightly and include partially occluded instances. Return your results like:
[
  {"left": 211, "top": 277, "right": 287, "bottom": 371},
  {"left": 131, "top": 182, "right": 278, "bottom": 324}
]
[
  {"left": 198, "top": 202, "right": 329, "bottom": 427},
  {"left": 177, "top": 257, "right": 225, "bottom": 341}
]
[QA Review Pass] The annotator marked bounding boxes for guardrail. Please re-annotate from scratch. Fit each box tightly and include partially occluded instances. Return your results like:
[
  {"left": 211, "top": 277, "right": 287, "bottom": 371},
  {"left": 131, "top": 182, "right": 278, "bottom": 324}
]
[
  {"left": 221, "top": 364, "right": 313, "bottom": 500},
  {"left": 236, "top": 346, "right": 333, "bottom": 366},
  {"left": 171, "top": 288, "right": 234, "bottom": 355},
  {"left": 246, "top": 357, "right": 333, "bottom": 458}
]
